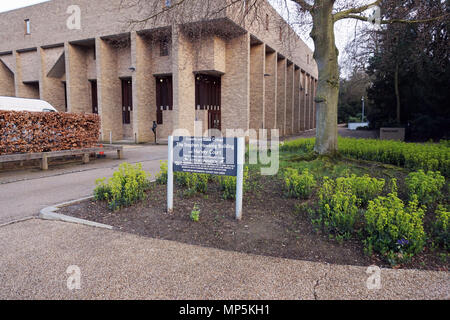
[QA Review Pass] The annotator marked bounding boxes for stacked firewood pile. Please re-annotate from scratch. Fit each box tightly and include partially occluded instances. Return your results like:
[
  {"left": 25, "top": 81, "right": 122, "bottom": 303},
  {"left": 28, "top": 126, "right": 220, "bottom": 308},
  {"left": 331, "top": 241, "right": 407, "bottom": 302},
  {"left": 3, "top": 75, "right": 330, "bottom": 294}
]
[{"left": 0, "top": 111, "right": 100, "bottom": 155}]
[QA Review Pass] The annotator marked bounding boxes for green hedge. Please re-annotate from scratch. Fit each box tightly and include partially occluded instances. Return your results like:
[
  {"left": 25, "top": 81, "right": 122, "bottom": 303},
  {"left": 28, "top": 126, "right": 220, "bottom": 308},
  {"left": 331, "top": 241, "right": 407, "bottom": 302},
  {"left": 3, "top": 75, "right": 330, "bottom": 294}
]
[{"left": 281, "top": 137, "right": 450, "bottom": 177}]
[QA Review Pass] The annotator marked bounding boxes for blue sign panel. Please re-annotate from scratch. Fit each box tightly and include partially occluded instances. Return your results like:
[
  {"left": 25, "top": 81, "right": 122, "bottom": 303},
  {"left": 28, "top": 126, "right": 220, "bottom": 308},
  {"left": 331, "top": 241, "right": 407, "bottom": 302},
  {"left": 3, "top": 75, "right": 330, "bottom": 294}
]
[{"left": 173, "top": 136, "right": 238, "bottom": 176}]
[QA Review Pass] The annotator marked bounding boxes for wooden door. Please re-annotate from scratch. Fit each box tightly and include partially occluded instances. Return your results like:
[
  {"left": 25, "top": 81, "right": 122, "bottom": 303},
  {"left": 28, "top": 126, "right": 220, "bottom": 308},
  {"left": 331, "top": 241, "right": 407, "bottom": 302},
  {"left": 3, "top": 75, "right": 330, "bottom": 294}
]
[
  {"left": 90, "top": 80, "right": 98, "bottom": 114},
  {"left": 195, "top": 74, "right": 221, "bottom": 131},
  {"left": 121, "top": 78, "right": 133, "bottom": 124},
  {"left": 155, "top": 76, "right": 173, "bottom": 125}
]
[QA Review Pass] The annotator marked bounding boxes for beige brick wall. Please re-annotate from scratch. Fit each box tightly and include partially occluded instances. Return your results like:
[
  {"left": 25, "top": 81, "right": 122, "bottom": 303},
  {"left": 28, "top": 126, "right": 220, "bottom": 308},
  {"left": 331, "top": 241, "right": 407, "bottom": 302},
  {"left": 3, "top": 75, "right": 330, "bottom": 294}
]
[
  {"left": 172, "top": 26, "right": 196, "bottom": 135},
  {"left": 39, "top": 47, "right": 66, "bottom": 112},
  {"left": 285, "top": 62, "right": 294, "bottom": 136},
  {"left": 194, "top": 35, "right": 226, "bottom": 74},
  {"left": 132, "top": 32, "right": 156, "bottom": 143},
  {"left": 65, "top": 42, "right": 90, "bottom": 114},
  {"left": 264, "top": 50, "right": 277, "bottom": 132},
  {"left": 0, "top": 59, "right": 15, "bottom": 97},
  {"left": 294, "top": 67, "right": 300, "bottom": 133},
  {"left": 222, "top": 32, "right": 250, "bottom": 135},
  {"left": 300, "top": 71, "right": 307, "bottom": 131},
  {"left": 14, "top": 51, "right": 40, "bottom": 99},
  {"left": 249, "top": 43, "right": 265, "bottom": 132},
  {"left": 276, "top": 57, "right": 286, "bottom": 136},
  {"left": 309, "top": 75, "right": 315, "bottom": 130},
  {"left": 96, "top": 37, "right": 123, "bottom": 141}
]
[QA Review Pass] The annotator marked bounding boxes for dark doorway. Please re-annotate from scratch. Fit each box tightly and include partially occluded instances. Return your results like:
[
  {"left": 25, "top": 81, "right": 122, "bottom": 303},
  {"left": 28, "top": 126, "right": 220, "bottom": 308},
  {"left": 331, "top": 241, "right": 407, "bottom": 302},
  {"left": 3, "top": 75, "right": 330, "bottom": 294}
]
[
  {"left": 121, "top": 78, "right": 133, "bottom": 124},
  {"left": 63, "top": 81, "right": 67, "bottom": 112},
  {"left": 195, "top": 74, "right": 221, "bottom": 131},
  {"left": 155, "top": 75, "right": 173, "bottom": 125},
  {"left": 90, "top": 80, "right": 98, "bottom": 114}
]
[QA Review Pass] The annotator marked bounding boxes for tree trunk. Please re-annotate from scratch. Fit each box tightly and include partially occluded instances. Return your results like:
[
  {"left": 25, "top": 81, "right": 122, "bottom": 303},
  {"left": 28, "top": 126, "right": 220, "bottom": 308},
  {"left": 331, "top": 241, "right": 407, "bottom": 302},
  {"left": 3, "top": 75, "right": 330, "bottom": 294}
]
[
  {"left": 394, "top": 61, "right": 401, "bottom": 124},
  {"left": 311, "top": 0, "right": 339, "bottom": 155}
]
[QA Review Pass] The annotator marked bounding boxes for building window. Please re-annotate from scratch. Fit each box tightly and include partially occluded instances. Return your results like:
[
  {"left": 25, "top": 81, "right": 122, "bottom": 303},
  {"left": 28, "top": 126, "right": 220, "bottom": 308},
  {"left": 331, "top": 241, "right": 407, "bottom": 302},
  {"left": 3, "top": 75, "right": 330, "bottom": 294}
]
[
  {"left": 265, "top": 14, "right": 269, "bottom": 31},
  {"left": 24, "top": 19, "right": 31, "bottom": 35},
  {"left": 160, "top": 37, "right": 169, "bottom": 56}
]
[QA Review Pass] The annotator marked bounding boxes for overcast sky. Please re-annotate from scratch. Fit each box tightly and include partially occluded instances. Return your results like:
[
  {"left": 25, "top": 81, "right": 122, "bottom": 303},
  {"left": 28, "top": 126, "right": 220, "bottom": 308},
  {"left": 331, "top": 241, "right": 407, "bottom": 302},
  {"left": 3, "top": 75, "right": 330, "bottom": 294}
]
[{"left": 0, "top": 0, "right": 358, "bottom": 74}]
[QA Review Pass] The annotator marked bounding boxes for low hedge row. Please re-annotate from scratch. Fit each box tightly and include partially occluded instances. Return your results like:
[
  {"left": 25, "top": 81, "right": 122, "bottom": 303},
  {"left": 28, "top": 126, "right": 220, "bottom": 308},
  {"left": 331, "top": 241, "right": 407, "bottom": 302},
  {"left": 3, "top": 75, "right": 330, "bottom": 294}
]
[
  {"left": 281, "top": 137, "right": 450, "bottom": 177},
  {"left": 0, "top": 111, "right": 100, "bottom": 155}
]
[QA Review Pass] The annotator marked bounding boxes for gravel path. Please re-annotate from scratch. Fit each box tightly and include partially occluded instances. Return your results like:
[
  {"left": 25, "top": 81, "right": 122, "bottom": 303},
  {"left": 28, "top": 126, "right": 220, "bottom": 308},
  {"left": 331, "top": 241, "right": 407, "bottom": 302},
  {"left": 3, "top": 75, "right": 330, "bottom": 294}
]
[{"left": 0, "top": 219, "right": 448, "bottom": 300}]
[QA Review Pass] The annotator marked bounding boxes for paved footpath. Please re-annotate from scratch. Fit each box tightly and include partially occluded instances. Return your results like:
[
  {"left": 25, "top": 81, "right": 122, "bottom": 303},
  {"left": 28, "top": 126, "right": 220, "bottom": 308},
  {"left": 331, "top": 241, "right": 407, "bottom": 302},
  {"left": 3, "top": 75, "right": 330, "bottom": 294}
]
[
  {"left": 0, "top": 219, "right": 448, "bottom": 300},
  {"left": 0, "top": 145, "right": 167, "bottom": 225}
]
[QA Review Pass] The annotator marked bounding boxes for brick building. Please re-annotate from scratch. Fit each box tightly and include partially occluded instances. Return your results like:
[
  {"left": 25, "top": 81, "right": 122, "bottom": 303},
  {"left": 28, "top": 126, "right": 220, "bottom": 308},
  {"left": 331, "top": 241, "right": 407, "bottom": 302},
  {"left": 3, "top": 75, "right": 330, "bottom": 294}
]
[{"left": 0, "top": 0, "right": 318, "bottom": 143}]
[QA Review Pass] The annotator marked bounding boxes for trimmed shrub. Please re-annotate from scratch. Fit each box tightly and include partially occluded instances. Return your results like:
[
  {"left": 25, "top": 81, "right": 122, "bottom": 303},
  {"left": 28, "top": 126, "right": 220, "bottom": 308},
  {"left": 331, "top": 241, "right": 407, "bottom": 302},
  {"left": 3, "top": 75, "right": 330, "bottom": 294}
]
[
  {"left": 94, "top": 162, "right": 151, "bottom": 211},
  {"left": 284, "top": 168, "right": 316, "bottom": 199},
  {"left": 175, "top": 172, "right": 209, "bottom": 195},
  {"left": 405, "top": 170, "right": 445, "bottom": 206},
  {"left": 217, "top": 166, "right": 249, "bottom": 200},
  {"left": 433, "top": 204, "right": 449, "bottom": 248},
  {"left": 364, "top": 193, "right": 426, "bottom": 264}
]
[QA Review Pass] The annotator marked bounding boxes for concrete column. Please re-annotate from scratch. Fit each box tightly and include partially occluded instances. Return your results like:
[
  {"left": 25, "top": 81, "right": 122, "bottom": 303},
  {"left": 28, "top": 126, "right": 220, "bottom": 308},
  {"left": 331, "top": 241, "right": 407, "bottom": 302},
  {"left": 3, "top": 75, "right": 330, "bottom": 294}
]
[
  {"left": 313, "top": 78, "right": 318, "bottom": 129},
  {"left": 96, "top": 37, "right": 123, "bottom": 142},
  {"left": 294, "top": 67, "right": 300, "bottom": 134},
  {"left": 172, "top": 26, "right": 196, "bottom": 135},
  {"left": 300, "top": 71, "right": 307, "bottom": 131},
  {"left": 276, "top": 56, "right": 286, "bottom": 136},
  {"left": 39, "top": 48, "right": 66, "bottom": 112},
  {"left": 304, "top": 73, "right": 311, "bottom": 130},
  {"left": 264, "top": 50, "right": 277, "bottom": 134},
  {"left": 14, "top": 51, "right": 39, "bottom": 99},
  {"left": 285, "top": 62, "right": 294, "bottom": 136},
  {"left": 0, "top": 59, "right": 14, "bottom": 97},
  {"left": 132, "top": 32, "right": 155, "bottom": 143},
  {"left": 65, "top": 42, "right": 90, "bottom": 114},
  {"left": 250, "top": 43, "right": 265, "bottom": 133},
  {"left": 309, "top": 76, "right": 315, "bottom": 130},
  {"left": 222, "top": 32, "right": 250, "bottom": 135}
]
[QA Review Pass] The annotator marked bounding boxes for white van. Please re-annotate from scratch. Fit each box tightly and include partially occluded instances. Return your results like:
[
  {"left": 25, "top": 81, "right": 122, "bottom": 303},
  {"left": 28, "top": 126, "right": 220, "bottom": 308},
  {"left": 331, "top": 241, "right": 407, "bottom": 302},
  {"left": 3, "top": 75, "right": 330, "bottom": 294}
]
[{"left": 0, "top": 96, "right": 58, "bottom": 113}]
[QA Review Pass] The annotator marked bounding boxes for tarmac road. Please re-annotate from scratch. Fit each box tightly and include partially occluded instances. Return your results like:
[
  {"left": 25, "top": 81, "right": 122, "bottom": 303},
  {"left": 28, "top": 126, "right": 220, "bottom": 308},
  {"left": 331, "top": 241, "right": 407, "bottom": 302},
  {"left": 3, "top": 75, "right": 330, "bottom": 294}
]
[{"left": 0, "top": 144, "right": 168, "bottom": 225}]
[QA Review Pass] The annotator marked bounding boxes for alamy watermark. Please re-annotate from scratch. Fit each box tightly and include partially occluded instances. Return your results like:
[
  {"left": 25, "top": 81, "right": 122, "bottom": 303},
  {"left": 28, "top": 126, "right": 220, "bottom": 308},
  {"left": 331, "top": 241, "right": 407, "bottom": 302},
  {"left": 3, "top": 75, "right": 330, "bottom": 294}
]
[
  {"left": 66, "top": 265, "right": 81, "bottom": 290},
  {"left": 66, "top": 5, "right": 81, "bottom": 30},
  {"left": 366, "top": 266, "right": 382, "bottom": 290}
]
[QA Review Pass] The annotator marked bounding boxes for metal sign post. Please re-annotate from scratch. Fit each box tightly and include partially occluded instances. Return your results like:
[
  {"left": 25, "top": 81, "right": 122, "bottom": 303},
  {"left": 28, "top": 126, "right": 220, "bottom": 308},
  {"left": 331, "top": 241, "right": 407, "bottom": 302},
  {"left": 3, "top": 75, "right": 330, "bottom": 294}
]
[
  {"left": 167, "top": 136, "right": 245, "bottom": 220},
  {"left": 167, "top": 135, "right": 174, "bottom": 214},
  {"left": 235, "top": 137, "right": 244, "bottom": 220}
]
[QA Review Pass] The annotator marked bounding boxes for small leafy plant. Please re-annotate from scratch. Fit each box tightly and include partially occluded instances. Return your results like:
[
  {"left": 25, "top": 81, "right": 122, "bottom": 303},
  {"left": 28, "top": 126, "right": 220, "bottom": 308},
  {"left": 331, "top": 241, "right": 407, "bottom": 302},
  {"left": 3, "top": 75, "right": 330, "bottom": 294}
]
[
  {"left": 364, "top": 193, "right": 426, "bottom": 265},
  {"left": 433, "top": 204, "right": 449, "bottom": 248},
  {"left": 405, "top": 170, "right": 445, "bottom": 206},
  {"left": 93, "top": 162, "right": 151, "bottom": 211},
  {"left": 335, "top": 174, "right": 385, "bottom": 206},
  {"left": 316, "top": 177, "right": 362, "bottom": 238},
  {"left": 155, "top": 160, "right": 168, "bottom": 185},
  {"left": 284, "top": 168, "right": 316, "bottom": 199},
  {"left": 190, "top": 204, "right": 200, "bottom": 222},
  {"left": 217, "top": 166, "right": 249, "bottom": 200},
  {"left": 175, "top": 172, "right": 209, "bottom": 195}
]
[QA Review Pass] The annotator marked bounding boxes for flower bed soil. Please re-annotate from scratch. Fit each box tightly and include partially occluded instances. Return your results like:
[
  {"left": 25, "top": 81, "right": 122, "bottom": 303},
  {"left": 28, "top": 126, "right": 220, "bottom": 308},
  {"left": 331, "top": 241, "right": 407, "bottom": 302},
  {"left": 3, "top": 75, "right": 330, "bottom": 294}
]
[{"left": 59, "top": 173, "right": 448, "bottom": 271}]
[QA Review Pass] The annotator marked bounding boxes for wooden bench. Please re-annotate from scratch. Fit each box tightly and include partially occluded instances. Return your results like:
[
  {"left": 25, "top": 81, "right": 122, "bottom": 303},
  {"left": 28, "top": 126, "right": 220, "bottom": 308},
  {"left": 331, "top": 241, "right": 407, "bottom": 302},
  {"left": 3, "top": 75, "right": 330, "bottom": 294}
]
[{"left": 0, "top": 145, "right": 123, "bottom": 170}]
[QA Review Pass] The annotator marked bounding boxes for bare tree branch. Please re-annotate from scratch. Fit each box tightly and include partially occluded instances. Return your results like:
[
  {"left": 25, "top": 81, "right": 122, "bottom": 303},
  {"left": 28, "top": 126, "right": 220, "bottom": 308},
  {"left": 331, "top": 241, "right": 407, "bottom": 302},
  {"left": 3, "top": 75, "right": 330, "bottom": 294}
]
[
  {"left": 333, "top": 0, "right": 380, "bottom": 21},
  {"left": 291, "top": 0, "right": 313, "bottom": 12},
  {"left": 339, "top": 12, "right": 450, "bottom": 25}
]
